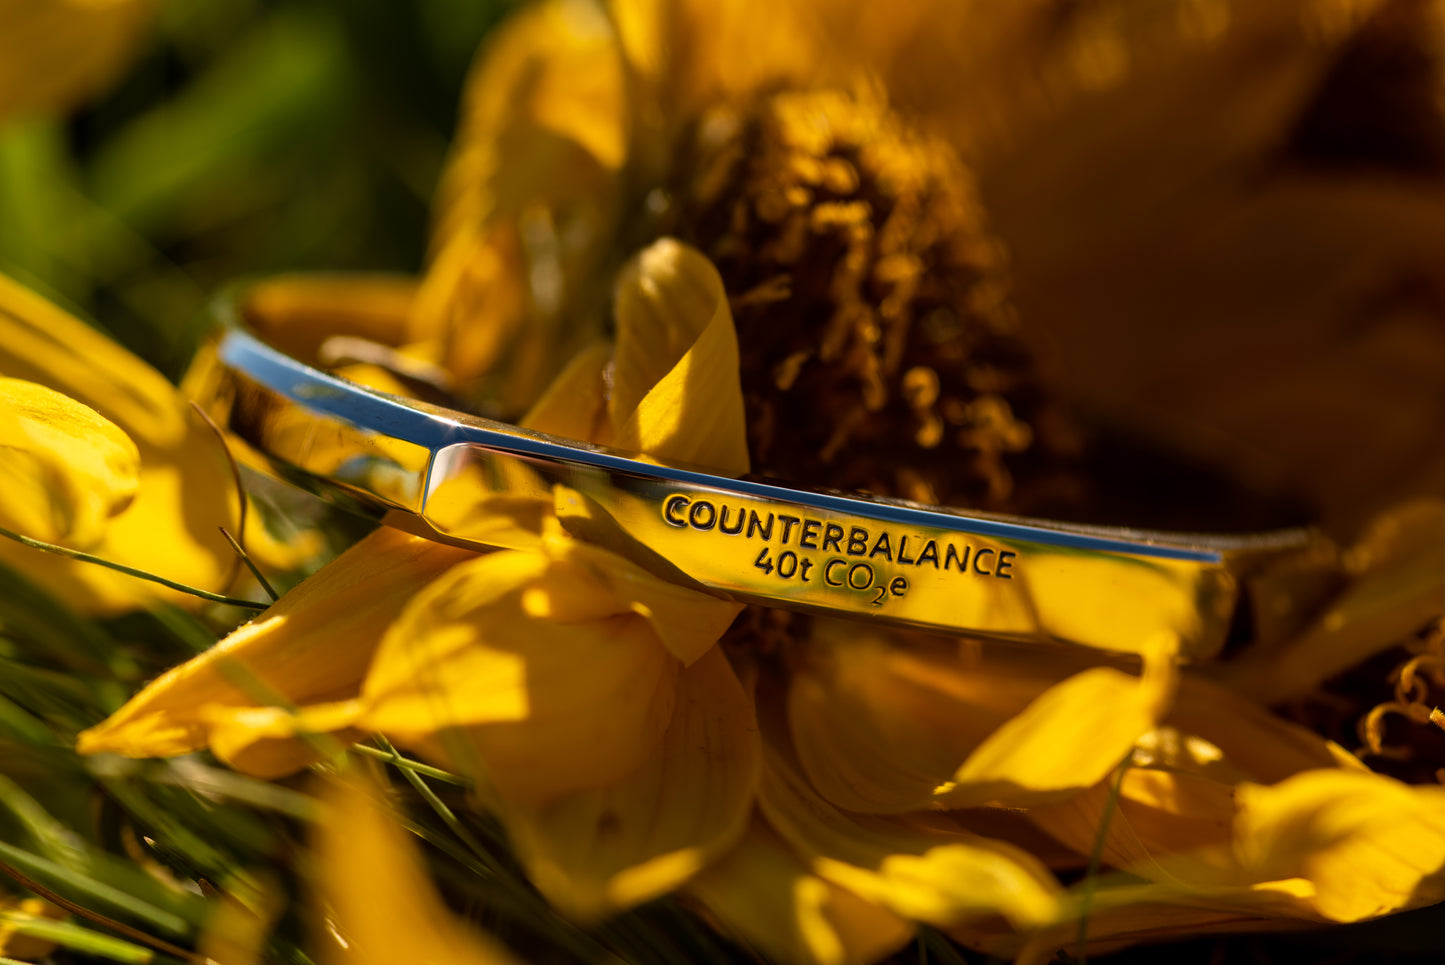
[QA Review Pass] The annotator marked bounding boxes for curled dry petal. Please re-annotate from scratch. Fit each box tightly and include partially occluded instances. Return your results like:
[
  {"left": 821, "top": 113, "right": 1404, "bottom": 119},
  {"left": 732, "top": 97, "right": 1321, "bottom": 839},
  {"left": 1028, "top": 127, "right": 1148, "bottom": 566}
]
[{"left": 609, "top": 238, "right": 751, "bottom": 475}]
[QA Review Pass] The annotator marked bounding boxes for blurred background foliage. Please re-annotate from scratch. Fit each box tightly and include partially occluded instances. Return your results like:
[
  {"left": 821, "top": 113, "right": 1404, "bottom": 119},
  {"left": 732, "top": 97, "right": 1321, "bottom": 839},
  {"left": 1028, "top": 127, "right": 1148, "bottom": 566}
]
[{"left": 0, "top": 0, "right": 514, "bottom": 381}]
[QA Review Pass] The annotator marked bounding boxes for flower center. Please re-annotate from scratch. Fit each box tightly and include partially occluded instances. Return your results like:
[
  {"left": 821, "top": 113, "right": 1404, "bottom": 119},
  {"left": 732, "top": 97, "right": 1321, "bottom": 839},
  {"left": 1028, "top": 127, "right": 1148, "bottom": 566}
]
[{"left": 661, "top": 88, "right": 1083, "bottom": 511}]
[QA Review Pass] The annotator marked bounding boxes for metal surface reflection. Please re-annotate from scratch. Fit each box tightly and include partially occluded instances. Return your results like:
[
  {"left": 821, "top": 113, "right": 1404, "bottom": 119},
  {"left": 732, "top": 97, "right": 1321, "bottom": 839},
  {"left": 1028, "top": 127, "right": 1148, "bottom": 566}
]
[{"left": 204, "top": 327, "right": 1326, "bottom": 660}]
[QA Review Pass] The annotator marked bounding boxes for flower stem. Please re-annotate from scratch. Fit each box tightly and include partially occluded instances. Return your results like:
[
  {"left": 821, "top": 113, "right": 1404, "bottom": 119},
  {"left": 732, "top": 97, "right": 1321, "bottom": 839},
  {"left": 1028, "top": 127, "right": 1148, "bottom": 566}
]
[{"left": 0, "top": 525, "right": 267, "bottom": 610}]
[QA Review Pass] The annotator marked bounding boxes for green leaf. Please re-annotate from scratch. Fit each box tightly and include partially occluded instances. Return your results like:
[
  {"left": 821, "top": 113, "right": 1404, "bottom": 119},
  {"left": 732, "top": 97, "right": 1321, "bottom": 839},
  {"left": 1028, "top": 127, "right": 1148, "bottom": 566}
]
[{"left": 90, "top": 8, "right": 350, "bottom": 234}]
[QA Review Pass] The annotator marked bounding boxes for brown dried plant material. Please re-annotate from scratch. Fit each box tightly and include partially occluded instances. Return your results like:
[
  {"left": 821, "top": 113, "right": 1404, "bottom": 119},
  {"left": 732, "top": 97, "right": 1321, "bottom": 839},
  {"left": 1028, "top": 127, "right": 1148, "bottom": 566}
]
[{"left": 667, "top": 88, "right": 1085, "bottom": 515}]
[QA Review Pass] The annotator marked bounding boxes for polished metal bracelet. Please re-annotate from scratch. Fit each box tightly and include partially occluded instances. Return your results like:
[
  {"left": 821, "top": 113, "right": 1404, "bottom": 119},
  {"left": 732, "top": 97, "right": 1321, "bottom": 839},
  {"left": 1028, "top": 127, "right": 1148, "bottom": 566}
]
[{"left": 199, "top": 313, "right": 1330, "bottom": 660}]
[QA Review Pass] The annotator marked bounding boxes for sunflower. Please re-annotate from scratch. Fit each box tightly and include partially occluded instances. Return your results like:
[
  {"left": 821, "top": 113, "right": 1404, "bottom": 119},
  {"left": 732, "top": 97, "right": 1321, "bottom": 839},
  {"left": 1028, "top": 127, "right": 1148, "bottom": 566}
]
[{"left": 79, "top": 0, "right": 1445, "bottom": 961}]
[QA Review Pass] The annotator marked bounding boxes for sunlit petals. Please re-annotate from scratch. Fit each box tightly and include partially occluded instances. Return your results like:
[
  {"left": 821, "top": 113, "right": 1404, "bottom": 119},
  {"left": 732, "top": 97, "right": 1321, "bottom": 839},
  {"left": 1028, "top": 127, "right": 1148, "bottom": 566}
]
[
  {"left": 317, "top": 773, "right": 522, "bottom": 965},
  {"left": 1025, "top": 673, "right": 1370, "bottom": 888},
  {"left": 76, "top": 527, "right": 474, "bottom": 775},
  {"left": 1232, "top": 769, "right": 1445, "bottom": 921},
  {"left": 355, "top": 548, "right": 681, "bottom": 806},
  {"left": 610, "top": 238, "right": 750, "bottom": 475},
  {"left": 499, "top": 647, "right": 759, "bottom": 920},
  {"left": 0, "top": 273, "right": 181, "bottom": 446},
  {"left": 939, "top": 634, "right": 1178, "bottom": 808},
  {"left": 0, "top": 273, "right": 239, "bottom": 611},
  {"left": 0, "top": 377, "right": 139, "bottom": 547},
  {"left": 688, "top": 820, "right": 914, "bottom": 965},
  {"left": 1164, "top": 673, "right": 1365, "bottom": 781},
  {"left": 758, "top": 741, "right": 1061, "bottom": 932}
]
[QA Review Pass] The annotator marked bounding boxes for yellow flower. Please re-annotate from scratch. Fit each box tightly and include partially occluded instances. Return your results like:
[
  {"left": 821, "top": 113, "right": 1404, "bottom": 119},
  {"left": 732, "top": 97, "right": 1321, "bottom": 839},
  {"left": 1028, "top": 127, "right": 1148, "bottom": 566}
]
[
  {"left": 79, "top": 0, "right": 1445, "bottom": 960},
  {"left": 0, "top": 272, "right": 276, "bottom": 612},
  {"left": 0, "top": 0, "right": 159, "bottom": 123}
]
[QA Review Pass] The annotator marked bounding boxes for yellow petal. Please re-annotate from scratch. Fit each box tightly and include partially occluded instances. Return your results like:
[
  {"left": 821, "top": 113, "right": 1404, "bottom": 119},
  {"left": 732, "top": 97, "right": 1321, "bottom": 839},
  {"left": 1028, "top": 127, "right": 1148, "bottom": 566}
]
[
  {"left": 357, "top": 548, "right": 681, "bottom": 804},
  {"left": 688, "top": 819, "right": 914, "bottom": 965},
  {"left": 610, "top": 238, "right": 750, "bottom": 475},
  {"left": 234, "top": 273, "right": 421, "bottom": 365},
  {"left": 415, "top": 0, "right": 626, "bottom": 407},
  {"left": 317, "top": 773, "right": 521, "bottom": 965},
  {"left": 562, "top": 536, "right": 741, "bottom": 665},
  {"left": 1026, "top": 673, "right": 1364, "bottom": 881},
  {"left": 435, "top": 0, "right": 626, "bottom": 241},
  {"left": 1228, "top": 499, "right": 1445, "bottom": 704},
  {"left": 0, "top": 273, "right": 237, "bottom": 612},
  {"left": 0, "top": 377, "right": 138, "bottom": 547},
  {"left": 500, "top": 646, "right": 759, "bottom": 920},
  {"left": 759, "top": 738, "right": 1060, "bottom": 930},
  {"left": 0, "top": 896, "right": 64, "bottom": 961},
  {"left": 787, "top": 626, "right": 1060, "bottom": 815},
  {"left": 0, "top": 0, "right": 158, "bottom": 121},
  {"left": 0, "top": 274, "right": 179, "bottom": 446},
  {"left": 520, "top": 339, "right": 612, "bottom": 440},
  {"left": 939, "top": 634, "right": 1178, "bottom": 808},
  {"left": 77, "top": 527, "right": 473, "bottom": 776},
  {"left": 613, "top": 0, "right": 831, "bottom": 122},
  {"left": 1164, "top": 673, "right": 1365, "bottom": 782},
  {"left": 1233, "top": 769, "right": 1445, "bottom": 921}
]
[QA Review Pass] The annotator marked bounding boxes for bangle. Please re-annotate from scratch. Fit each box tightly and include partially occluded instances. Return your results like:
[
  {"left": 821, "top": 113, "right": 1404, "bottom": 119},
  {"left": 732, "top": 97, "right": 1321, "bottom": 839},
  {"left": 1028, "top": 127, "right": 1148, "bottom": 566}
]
[{"left": 197, "top": 297, "right": 1331, "bottom": 660}]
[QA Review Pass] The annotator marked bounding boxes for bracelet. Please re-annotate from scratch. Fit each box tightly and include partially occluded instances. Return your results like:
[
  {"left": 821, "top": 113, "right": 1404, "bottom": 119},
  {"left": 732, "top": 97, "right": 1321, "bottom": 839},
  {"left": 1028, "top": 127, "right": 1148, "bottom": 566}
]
[{"left": 197, "top": 297, "right": 1330, "bottom": 660}]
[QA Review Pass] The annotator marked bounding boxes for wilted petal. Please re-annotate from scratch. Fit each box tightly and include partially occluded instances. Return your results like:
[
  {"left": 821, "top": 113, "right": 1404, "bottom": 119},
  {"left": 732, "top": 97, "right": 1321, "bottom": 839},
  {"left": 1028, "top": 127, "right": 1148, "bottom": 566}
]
[
  {"left": 77, "top": 527, "right": 474, "bottom": 776},
  {"left": 0, "top": 377, "right": 138, "bottom": 547},
  {"left": 939, "top": 634, "right": 1178, "bottom": 808},
  {"left": 688, "top": 819, "right": 914, "bottom": 965},
  {"left": 317, "top": 773, "right": 521, "bottom": 965},
  {"left": 610, "top": 238, "right": 750, "bottom": 475},
  {"left": 499, "top": 647, "right": 759, "bottom": 920}
]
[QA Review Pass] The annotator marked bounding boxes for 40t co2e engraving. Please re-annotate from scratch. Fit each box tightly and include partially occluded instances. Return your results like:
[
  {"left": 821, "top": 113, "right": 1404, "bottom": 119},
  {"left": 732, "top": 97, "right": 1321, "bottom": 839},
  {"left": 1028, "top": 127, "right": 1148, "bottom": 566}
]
[{"left": 198, "top": 317, "right": 1326, "bottom": 662}]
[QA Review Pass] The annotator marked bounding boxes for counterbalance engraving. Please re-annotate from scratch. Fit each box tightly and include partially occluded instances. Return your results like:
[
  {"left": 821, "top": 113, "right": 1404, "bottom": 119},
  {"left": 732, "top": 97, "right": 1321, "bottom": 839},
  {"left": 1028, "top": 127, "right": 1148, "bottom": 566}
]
[{"left": 661, "top": 493, "right": 1017, "bottom": 607}]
